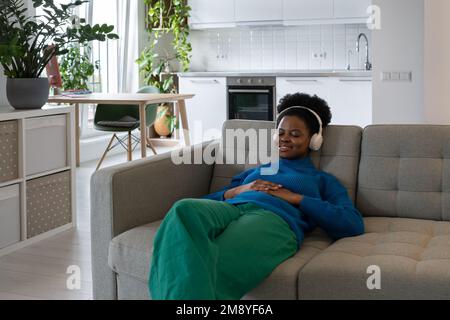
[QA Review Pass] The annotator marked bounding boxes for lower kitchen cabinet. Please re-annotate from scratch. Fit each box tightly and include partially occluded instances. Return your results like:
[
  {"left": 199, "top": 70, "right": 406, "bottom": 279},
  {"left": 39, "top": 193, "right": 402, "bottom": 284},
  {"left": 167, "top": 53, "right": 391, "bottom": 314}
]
[
  {"left": 179, "top": 77, "right": 227, "bottom": 144},
  {"left": 277, "top": 76, "right": 372, "bottom": 128},
  {"left": 277, "top": 77, "right": 332, "bottom": 109},
  {"left": 329, "top": 77, "right": 372, "bottom": 128}
]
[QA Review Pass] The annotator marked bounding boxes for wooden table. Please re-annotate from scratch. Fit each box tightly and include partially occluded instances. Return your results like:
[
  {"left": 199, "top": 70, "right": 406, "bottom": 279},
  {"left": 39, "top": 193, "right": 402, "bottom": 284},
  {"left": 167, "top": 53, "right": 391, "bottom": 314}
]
[{"left": 48, "top": 93, "right": 194, "bottom": 166}]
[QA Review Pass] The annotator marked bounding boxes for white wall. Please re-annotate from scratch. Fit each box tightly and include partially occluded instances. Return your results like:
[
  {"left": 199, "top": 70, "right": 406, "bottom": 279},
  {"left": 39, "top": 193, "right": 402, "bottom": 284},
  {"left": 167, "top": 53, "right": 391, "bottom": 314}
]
[
  {"left": 424, "top": 0, "right": 450, "bottom": 124},
  {"left": 372, "top": 0, "right": 425, "bottom": 124}
]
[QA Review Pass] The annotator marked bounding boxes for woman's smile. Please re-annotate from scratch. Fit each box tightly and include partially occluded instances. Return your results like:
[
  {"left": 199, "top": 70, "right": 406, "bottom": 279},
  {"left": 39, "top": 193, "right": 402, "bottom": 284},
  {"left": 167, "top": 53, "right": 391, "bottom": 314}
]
[{"left": 279, "top": 144, "right": 293, "bottom": 152}]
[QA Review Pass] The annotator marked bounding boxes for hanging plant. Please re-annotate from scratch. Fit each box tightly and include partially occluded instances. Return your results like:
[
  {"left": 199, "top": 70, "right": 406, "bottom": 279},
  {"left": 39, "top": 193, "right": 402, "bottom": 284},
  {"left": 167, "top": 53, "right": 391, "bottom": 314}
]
[
  {"left": 136, "top": 0, "right": 192, "bottom": 136},
  {"left": 136, "top": 0, "right": 192, "bottom": 93}
]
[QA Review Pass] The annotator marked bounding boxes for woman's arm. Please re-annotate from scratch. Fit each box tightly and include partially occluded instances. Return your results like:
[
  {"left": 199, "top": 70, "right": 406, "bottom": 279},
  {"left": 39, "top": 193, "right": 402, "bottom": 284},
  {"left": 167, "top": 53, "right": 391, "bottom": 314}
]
[
  {"left": 202, "top": 169, "right": 254, "bottom": 201},
  {"left": 202, "top": 168, "right": 282, "bottom": 201},
  {"left": 298, "top": 174, "right": 365, "bottom": 240}
]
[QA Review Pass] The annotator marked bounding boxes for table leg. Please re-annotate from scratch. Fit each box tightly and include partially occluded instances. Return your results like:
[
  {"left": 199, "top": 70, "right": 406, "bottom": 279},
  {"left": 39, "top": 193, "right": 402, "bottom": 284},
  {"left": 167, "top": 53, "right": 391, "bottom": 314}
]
[
  {"left": 177, "top": 99, "right": 191, "bottom": 146},
  {"left": 139, "top": 103, "right": 147, "bottom": 158},
  {"left": 174, "top": 102, "right": 180, "bottom": 140},
  {"left": 75, "top": 103, "right": 80, "bottom": 167}
]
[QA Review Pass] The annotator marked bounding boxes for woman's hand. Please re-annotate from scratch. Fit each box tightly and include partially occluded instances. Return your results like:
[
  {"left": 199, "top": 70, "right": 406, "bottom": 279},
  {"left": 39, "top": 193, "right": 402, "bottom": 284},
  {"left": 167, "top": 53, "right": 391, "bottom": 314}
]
[
  {"left": 262, "top": 188, "right": 304, "bottom": 206},
  {"left": 224, "top": 180, "right": 282, "bottom": 200}
]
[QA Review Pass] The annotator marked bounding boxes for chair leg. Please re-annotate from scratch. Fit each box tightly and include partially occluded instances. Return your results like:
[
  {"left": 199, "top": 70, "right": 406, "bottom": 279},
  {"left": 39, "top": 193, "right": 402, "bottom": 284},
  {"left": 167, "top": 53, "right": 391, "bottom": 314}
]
[
  {"left": 96, "top": 134, "right": 117, "bottom": 171},
  {"left": 127, "top": 131, "right": 132, "bottom": 162},
  {"left": 146, "top": 136, "right": 158, "bottom": 155}
]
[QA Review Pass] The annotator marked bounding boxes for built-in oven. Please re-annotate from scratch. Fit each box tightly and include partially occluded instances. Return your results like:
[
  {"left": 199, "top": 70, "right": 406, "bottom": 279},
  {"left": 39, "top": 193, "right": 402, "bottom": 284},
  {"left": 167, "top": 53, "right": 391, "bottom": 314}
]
[{"left": 227, "top": 77, "right": 276, "bottom": 121}]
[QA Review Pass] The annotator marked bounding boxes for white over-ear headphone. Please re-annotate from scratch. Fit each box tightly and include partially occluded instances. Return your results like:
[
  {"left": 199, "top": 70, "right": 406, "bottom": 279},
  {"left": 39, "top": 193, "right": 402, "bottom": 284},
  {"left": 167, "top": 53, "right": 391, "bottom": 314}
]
[{"left": 275, "top": 106, "right": 324, "bottom": 151}]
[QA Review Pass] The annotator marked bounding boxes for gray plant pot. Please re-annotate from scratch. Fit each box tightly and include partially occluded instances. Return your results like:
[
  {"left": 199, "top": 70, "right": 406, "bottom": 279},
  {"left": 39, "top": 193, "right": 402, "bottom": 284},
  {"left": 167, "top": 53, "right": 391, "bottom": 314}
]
[{"left": 6, "top": 78, "right": 50, "bottom": 109}]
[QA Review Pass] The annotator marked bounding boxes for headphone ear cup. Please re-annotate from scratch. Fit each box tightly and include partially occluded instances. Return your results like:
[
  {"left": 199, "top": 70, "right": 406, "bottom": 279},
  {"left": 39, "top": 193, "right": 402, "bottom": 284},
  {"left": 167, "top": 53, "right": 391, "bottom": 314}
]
[
  {"left": 273, "top": 132, "right": 279, "bottom": 146},
  {"left": 309, "top": 134, "right": 323, "bottom": 151}
]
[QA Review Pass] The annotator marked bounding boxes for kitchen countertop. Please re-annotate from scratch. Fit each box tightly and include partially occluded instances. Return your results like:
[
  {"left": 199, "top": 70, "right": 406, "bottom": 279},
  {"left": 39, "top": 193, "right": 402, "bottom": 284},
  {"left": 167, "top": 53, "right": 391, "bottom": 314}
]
[{"left": 178, "top": 70, "right": 372, "bottom": 78}]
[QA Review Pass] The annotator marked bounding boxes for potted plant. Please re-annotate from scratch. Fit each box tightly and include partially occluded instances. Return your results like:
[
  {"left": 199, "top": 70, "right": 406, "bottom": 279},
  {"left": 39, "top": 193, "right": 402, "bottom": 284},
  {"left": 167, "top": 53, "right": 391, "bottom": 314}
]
[
  {"left": 59, "top": 44, "right": 98, "bottom": 91},
  {"left": 136, "top": 0, "right": 191, "bottom": 137},
  {"left": 0, "top": 0, "right": 118, "bottom": 109}
]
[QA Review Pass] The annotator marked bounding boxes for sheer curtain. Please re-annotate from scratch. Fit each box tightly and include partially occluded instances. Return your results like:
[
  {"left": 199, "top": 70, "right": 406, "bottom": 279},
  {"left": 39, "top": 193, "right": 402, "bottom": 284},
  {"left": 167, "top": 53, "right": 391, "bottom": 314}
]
[
  {"left": 116, "top": 0, "right": 140, "bottom": 93},
  {"left": 84, "top": 0, "right": 139, "bottom": 94}
]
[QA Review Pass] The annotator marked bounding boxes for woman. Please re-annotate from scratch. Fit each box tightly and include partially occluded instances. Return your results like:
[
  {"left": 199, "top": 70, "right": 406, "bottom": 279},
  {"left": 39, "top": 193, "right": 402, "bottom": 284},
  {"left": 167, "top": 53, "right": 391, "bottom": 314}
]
[{"left": 149, "top": 93, "right": 365, "bottom": 300}]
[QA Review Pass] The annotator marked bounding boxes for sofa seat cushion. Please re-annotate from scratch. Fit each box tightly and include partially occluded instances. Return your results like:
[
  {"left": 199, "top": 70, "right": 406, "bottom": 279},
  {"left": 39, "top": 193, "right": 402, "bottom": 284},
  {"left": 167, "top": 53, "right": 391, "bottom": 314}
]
[
  {"left": 108, "top": 221, "right": 332, "bottom": 300},
  {"left": 298, "top": 217, "right": 450, "bottom": 299}
]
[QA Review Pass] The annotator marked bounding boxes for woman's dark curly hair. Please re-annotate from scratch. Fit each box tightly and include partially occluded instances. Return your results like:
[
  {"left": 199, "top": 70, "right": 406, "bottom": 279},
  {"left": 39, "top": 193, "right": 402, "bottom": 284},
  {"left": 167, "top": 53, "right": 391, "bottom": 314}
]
[{"left": 276, "top": 93, "right": 332, "bottom": 136}]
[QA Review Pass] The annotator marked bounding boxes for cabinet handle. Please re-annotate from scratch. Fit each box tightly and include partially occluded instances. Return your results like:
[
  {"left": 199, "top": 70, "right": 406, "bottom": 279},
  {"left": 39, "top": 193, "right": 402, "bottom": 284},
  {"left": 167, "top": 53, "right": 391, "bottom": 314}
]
[
  {"left": 228, "top": 89, "right": 270, "bottom": 94},
  {"left": 285, "top": 79, "right": 319, "bottom": 83},
  {"left": 339, "top": 79, "right": 372, "bottom": 83},
  {"left": 189, "top": 79, "right": 220, "bottom": 84}
]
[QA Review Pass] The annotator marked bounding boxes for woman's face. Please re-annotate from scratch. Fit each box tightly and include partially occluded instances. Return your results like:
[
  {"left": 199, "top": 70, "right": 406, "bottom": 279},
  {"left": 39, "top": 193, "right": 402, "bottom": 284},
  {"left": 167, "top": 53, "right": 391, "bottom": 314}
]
[{"left": 276, "top": 115, "right": 312, "bottom": 159}]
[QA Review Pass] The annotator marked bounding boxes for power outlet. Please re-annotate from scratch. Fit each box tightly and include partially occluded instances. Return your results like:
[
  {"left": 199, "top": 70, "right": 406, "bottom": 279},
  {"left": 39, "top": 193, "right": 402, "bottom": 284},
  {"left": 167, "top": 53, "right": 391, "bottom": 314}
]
[
  {"left": 381, "top": 71, "right": 412, "bottom": 82},
  {"left": 312, "top": 52, "right": 327, "bottom": 61}
]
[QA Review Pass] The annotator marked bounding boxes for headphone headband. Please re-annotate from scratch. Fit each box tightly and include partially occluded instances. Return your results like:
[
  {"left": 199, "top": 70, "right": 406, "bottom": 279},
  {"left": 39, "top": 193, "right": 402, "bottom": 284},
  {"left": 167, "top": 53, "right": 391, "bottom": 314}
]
[{"left": 277, "top": 106, "right": 323, "bottom": 135}]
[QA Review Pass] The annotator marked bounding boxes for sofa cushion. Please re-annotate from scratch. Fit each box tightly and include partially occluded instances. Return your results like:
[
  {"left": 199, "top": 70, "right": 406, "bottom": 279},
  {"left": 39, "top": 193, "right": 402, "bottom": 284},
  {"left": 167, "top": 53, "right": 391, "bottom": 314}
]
[
  {"left": 298, "top": 217, "right": 450, "bottom": 299},
  {"left": 357, "top": 125, "right": 450, "bottom": 221},
  {"left": 108, "top": 220, "right": 332, "bottom": 300}
]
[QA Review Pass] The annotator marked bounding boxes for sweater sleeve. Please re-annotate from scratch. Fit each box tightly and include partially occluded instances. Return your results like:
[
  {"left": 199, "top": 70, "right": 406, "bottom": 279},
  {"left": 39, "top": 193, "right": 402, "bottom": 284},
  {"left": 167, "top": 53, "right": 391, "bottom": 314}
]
[
  {"left": 201, "top": 167, "right": 256, "bottom": 201},
  {"left": 298, "top": 174, "right": 365, "bottom": 240}
]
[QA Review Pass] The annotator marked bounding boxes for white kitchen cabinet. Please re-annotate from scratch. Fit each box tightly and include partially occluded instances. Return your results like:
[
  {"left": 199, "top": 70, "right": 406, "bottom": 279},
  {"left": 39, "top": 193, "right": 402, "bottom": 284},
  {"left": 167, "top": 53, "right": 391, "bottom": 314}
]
[
  {"left": 276, "top": 77, "right": 332, "bottom": 109},
  {"left": 329, "top": 77, "right": 372, "bottom": 128},
  {"left": 188, "top": 0, "right": 235, "bottom": 26},
  {"left": 178, "top": 77, "right": 227, "bottom": 144},
  {"left": 334, "top": 0, "right": 372, "bottom": 19},
  {"left": 283, "top": 0, "right": 333, "bottom": 21},
  {"left": 235, "top": 0, "right": 283, "bottom": 23},
  {"left": 189, "top": 0, "right": 371, "bottom": 28},
  {"left": 276, "top": 77, "right": 372, "bottom": 129}
]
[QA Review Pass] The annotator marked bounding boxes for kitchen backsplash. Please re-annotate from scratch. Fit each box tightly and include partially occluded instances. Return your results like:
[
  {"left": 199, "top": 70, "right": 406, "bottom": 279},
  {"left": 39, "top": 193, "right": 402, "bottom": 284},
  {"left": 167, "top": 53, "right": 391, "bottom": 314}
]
[{"left": 189, "top": 24, "right": 372, "bottom": 71}]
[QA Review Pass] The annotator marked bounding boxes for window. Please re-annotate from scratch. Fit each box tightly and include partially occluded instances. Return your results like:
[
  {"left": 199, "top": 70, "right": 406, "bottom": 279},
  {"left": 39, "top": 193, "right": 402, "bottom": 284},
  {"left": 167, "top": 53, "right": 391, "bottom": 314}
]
[
  {"left": 38, "top": 0, "right": 140, "bottom": 139},
  {"left": 79, "top": 0, "right": 120, "bottom": 138}
]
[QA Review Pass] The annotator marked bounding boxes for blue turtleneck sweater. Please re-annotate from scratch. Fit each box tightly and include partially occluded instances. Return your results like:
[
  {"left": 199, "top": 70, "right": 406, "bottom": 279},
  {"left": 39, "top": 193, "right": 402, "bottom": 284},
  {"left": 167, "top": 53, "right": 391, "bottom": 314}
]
[{"left": 202, "top": 155, "right": 364, "bottom": 248}]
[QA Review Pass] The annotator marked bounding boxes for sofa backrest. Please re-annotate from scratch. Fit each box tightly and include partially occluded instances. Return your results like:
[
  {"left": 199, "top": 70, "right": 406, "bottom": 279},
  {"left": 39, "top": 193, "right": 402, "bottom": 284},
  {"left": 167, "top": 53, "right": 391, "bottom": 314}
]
[
  {"left": 208, "top": 120, "right": 363, "bottom": 203},
  {"left": 356, "top": 125, "right": 450, "bottom": 221}
]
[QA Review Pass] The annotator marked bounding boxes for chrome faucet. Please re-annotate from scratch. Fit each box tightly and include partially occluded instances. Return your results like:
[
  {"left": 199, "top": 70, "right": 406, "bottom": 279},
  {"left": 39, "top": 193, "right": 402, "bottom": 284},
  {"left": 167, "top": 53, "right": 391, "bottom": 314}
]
[{"left": 356, "top": 33, "right": 372, "bottom": 71}]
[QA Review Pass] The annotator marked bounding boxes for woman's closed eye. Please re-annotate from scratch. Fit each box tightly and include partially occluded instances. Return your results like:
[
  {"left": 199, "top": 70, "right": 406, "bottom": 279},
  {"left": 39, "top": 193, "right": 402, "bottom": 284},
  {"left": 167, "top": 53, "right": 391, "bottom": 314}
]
[{"left": 279, "top": 129, "right": 302, "bottom": 138}]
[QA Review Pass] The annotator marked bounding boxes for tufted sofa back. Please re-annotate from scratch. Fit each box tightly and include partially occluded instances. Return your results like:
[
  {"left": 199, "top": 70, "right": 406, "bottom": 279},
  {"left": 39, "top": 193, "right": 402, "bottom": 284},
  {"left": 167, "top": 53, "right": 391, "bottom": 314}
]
[
  {"left": 208, "top": 120, "right": 362, "bottom": 203},
  {"left": 356, "top": 125, "right": 450, "bottom": 221}
]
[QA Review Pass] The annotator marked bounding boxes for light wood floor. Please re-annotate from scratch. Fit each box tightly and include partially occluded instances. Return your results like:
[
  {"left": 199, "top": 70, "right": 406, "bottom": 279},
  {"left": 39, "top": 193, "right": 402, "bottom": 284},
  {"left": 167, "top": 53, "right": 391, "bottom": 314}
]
[{"left": 0, "top": 144, "right": 176, "bottom": 300}]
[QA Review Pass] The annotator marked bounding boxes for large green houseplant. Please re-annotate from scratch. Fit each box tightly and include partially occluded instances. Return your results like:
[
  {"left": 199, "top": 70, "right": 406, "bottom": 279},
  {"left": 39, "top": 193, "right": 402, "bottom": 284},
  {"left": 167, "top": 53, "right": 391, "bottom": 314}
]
[
  {"left": 0, "top": 0, "right": 118, "bottom": 109},
  {"left": 136, "top": 0, "right": 192, "bottom": 137}
]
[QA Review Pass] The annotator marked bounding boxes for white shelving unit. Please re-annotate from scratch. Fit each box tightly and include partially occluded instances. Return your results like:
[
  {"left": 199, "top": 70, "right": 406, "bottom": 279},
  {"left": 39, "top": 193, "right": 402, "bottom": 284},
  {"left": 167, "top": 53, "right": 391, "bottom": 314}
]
[{"left": 0, "top": 105, "right": 76, "bottom": 257}]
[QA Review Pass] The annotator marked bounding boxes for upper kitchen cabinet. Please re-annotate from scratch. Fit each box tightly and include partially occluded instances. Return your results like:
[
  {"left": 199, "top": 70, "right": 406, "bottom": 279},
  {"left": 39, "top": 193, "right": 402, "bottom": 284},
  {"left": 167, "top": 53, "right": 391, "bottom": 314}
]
[
  {"left": 284, "top": 0, "right": 371, "bottom": 25},
  {"left": 283, "top": 0, "right": 333, "bottom": 21},
  {"left": 334, "top": 0, "right": 372, "bottom": 20},
  {"left": 235, "top": 0, "right": 283, "bottom": 24},
  {"left": 188, "top": 0, "right": 235, "bottom": 29},
  {"left": 188, "top": 0, "right": 372, "bottom": 29}
]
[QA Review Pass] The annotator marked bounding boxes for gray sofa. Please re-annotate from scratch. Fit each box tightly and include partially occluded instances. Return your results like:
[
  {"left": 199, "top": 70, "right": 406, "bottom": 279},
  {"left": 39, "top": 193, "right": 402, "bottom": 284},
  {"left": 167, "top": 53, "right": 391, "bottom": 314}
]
[{"left": 91, "top": 120, "right": 450, "bottom": 300}]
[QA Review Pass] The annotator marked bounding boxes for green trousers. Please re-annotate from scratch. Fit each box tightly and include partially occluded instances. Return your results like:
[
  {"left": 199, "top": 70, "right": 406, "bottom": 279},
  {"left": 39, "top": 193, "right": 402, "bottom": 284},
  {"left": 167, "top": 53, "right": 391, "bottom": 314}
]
[{"left": 149, "top": 198, "right": 297, "bottom": 300}]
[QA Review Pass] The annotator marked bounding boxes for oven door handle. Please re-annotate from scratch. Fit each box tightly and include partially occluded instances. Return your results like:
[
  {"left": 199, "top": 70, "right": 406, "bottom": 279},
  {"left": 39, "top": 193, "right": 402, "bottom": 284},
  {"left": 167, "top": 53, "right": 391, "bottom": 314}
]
[{"left": 228, "top": 89, "right": 271, "bottom": 94}]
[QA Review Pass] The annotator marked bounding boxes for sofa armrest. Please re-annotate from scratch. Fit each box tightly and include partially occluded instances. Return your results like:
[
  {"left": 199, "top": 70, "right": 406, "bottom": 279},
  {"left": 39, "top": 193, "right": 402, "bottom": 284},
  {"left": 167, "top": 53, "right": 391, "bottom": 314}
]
[{"left": 90, "top": 140, "right": 218, "bottom": 299}]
